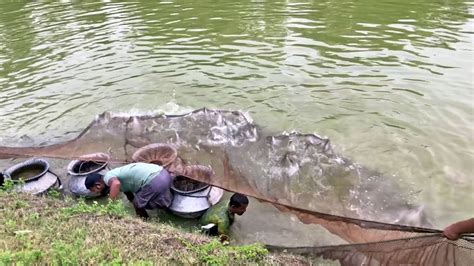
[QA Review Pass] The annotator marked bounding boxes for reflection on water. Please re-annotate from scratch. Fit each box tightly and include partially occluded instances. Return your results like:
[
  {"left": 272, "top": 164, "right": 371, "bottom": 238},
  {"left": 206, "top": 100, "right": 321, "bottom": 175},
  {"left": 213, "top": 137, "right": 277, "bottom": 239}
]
[{"left": 0, "top": 0, "right": 473, "bottom": 239}]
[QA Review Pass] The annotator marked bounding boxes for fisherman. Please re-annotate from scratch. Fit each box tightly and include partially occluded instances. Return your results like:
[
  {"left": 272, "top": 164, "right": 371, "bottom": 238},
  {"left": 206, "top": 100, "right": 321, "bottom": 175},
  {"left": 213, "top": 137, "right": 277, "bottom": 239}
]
[
  {"left": 200, "top": 193, "right": 249, "bottom": 243},
  {"left": 443, "top": 217, "right": 474, "bottom": 240},
  {"left": 85, "top": 162, "right": 173, "bottom": 219}
]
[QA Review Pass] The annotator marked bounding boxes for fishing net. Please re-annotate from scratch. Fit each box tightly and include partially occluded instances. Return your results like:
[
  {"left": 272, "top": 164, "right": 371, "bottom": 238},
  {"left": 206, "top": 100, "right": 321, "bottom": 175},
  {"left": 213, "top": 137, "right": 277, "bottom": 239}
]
[{"left": 0, "top": 108, "right": 472, "bottom": 265}]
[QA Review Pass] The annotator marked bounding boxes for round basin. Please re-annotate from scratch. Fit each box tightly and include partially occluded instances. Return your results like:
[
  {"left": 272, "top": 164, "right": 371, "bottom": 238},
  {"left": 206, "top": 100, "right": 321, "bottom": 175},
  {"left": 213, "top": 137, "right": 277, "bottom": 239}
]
[{"left": 169, "top": 176, "right": 223, "bottom": 218}]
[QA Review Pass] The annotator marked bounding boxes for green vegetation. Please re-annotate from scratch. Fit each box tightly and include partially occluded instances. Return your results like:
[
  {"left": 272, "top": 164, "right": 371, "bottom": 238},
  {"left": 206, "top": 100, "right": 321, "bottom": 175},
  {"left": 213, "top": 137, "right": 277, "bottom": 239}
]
[
  {"left": 46, "top": 189, "right": 61, "bottom": 199},
  {"left": 182, "top": 239, "right": 269, "bottom": 265},
  {"left": 60, "top": 198, "right": 128, "bottom": 218},
  {"left": 0, "top": 191, "right": 307, "bottom": 265},
  {"left": 1, "top": 179, "right": 15, "bottom": 191}
]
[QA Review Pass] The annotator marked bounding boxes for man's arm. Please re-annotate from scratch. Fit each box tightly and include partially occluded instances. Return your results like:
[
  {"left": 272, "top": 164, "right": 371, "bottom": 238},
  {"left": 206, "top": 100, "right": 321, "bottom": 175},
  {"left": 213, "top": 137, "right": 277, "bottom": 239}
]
[
  {"left": 216, "top": 218, "right": 230, "bottom": 243},
  {"left": 107, "top": 177, "right": 121, "bottom": 200},
  {"left": 443, "top": 218, "right": 474, "bottom": 240}
]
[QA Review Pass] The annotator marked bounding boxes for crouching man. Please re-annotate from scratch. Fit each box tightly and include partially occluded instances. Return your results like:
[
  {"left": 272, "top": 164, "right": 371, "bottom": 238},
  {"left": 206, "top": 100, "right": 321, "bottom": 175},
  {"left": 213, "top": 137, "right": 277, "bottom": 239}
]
[
  {"left": 200, "top": 193, "right": 249, "bottom": 243},
  {"left": 85, "top": 162, "right": 173, "bottom": 219}
]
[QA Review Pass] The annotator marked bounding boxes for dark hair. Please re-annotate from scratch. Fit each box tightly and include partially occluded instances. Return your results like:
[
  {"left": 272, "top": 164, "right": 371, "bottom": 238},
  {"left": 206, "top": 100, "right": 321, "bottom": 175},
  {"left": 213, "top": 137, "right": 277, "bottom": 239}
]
[
  {"left": 229, "top": 193, "right": 249, "bottom": 207},
  {"left": 84, "top": 172, "right": 103, "bottom": 190}
]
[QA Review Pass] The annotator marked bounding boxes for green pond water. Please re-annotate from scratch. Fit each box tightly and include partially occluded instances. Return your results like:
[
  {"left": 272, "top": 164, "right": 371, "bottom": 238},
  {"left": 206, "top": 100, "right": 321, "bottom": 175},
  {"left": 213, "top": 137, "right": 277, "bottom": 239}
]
[{"left": 0, "top": 0, "right": 473, "bottom": 245}]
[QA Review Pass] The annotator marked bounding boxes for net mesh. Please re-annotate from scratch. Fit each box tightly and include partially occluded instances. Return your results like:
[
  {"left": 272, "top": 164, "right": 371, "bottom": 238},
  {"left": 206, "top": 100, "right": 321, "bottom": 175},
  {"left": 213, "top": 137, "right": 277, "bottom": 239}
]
[
  {"left": 0, "top": 108, "right": 472, "bottom": 265},
  {"left": 267, "top": 235, "right": 474, "bottom": 266}
]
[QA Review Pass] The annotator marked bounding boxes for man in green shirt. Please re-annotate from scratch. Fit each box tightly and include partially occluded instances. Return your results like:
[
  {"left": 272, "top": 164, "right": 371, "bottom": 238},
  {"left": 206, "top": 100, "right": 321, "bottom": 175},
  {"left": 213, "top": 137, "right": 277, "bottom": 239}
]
[
  {"left": 85, "top": 162, "right": 173, "bottom": 219},
  {"left": 200, "top": 193, "right": 249, "bottom": 242}
]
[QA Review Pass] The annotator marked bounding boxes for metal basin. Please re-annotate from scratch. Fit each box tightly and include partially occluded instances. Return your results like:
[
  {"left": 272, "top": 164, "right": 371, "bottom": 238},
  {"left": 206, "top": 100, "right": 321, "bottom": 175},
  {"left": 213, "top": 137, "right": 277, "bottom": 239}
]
[
  {"left": 169, "top": 176, "right": 224, "bottom": 218},
  {"left": 67, "top": 159, "right": 109, "bottom": 198},
  {"left": 3, "top": 158, "right": 61, "bottom": 195},
  {"left": 4, "top": 158, "right": 49, "bottom": 182}
]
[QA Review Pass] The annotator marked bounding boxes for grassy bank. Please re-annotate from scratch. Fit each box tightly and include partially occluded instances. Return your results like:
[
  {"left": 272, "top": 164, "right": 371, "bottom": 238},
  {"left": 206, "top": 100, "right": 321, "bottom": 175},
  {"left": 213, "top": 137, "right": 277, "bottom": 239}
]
[{"left": 0, "top": 188, "right": 308, "bottom": 265}]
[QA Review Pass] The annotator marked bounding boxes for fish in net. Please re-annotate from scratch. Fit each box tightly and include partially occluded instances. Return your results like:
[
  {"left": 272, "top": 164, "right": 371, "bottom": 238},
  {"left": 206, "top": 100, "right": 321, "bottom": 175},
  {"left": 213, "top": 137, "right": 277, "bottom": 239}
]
[{"left": 0, "top": 108, "right": 472, "bottom": 265}]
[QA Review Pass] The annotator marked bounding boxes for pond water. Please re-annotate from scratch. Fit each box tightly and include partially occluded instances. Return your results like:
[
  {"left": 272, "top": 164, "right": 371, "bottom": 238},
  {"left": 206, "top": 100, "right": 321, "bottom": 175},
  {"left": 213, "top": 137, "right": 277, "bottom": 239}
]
[{"left": 0, "top": 0, "right": 473, "bottom": 246}]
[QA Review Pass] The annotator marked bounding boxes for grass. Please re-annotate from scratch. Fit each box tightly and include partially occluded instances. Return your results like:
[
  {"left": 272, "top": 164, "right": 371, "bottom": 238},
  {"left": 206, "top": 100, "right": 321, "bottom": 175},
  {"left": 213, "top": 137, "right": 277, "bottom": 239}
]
[
  {"left": 0, "top": 190, "right": 309, "bottom": 265},
  {"left": 183, "top": 239, "right": 270, "bottom": 265}
]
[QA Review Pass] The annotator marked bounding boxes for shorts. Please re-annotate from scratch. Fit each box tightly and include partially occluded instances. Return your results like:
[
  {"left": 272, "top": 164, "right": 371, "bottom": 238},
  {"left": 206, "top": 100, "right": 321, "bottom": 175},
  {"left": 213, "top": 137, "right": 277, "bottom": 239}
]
[{"left": 133, "top": 169, "right": 173, "bottom": 209}]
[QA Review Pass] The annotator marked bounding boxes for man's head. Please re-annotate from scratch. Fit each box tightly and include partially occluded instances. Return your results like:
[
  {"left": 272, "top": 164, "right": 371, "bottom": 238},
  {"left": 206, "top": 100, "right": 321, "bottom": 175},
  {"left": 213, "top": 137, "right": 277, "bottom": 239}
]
[
  {"left": 228, "top": 193, "right": 249, "bottom": 216},
  {"left": 85, "top": 172, "right": 106, "bottom": 193}
]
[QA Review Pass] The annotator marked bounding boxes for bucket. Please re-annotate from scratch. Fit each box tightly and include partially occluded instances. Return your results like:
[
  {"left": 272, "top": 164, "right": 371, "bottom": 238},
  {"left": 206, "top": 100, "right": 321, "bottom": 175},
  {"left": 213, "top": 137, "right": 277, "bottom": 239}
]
[
  {"left": 67, "top": 155, "right": 110, "bottom": 198},
  {"left": 169, "top": 176, "right": 224, "bottom": 218},
  {"left": 3, "top": 158, "right": 61, "bottom": 195}
]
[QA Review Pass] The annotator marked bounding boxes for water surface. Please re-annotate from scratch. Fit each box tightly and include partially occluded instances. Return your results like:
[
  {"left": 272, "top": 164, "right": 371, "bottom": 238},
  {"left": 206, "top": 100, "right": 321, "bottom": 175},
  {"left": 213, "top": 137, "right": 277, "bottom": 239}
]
[{"left": 0, "top": 0, "right": 472, "bottom": 235}]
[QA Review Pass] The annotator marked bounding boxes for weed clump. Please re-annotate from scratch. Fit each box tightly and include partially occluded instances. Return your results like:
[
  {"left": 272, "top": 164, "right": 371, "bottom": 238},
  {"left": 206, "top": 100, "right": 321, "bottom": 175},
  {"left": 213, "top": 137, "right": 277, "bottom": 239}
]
[
  {"left": 1, "top": 179, "right": 16, "bottom": 191},
  {"left": 183, "top": 238, "right": 269, "bottom": 265}
]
